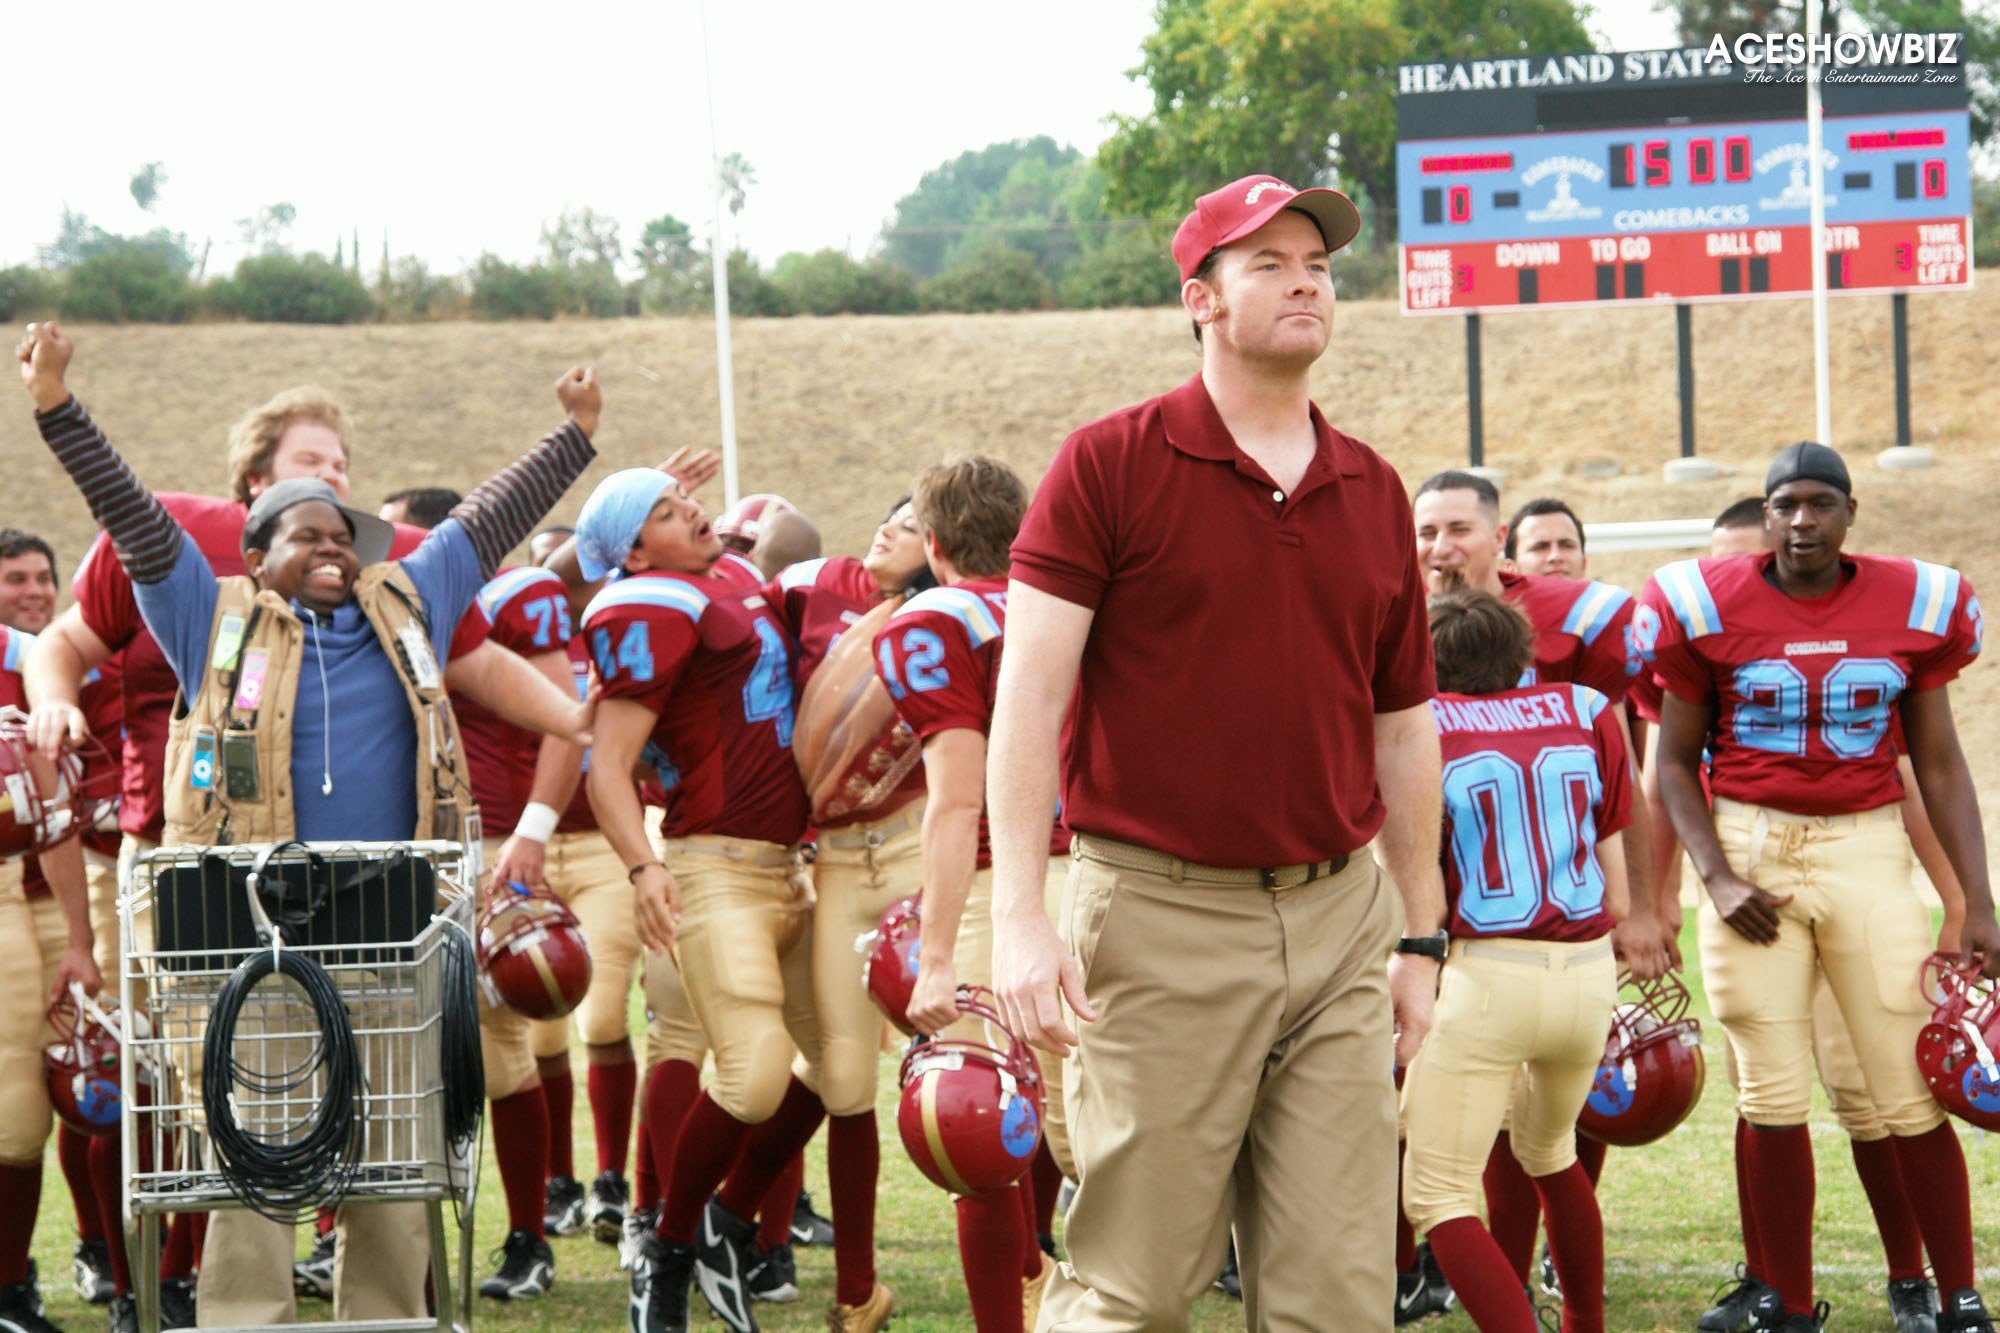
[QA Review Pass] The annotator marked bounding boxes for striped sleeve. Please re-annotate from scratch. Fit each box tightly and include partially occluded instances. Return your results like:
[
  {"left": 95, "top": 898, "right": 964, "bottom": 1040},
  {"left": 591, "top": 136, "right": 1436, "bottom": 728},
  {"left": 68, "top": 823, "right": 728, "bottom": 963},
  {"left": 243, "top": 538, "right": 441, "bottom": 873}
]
[
  {"left": 449, "top": 420, "right": 598, "bottom": 578},
  {"left": 34, "top": 397, "right": 185, "bottom": 585}
]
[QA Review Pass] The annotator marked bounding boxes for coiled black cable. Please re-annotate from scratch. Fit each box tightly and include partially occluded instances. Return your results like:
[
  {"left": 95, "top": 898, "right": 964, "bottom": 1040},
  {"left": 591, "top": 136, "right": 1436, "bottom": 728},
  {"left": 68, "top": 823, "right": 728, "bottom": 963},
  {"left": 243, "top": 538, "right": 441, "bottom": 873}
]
[
  {"left": 439, "top": 920, "right": 483, "bottom": 1149},
  {"left": 202, "top": 941, "right": 362, "bottom": 1223}
]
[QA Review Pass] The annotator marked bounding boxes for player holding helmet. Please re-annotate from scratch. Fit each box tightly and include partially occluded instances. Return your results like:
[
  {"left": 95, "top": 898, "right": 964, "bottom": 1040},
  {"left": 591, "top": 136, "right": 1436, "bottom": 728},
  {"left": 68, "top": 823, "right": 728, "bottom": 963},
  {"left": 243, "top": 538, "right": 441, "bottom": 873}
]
[
  {"left": 1643, "top": 442, "right": 1999, "bottom": 1333},
  {"left": 1400, "top": 588, "right": 1628, "bottom": 1333}
]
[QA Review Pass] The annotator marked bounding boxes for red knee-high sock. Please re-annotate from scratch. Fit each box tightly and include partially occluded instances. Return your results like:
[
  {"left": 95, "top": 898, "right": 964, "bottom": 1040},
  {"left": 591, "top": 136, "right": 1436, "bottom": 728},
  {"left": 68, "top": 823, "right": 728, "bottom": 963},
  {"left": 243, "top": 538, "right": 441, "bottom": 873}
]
[
  {"left": 829, "top": 1112, "right": 880, "bottom": 1307},
  {"left": 1029, "top": 1141, "right": 1061, "bottom": 1244},
  {"left": 0, "top": 1162, "right": 42, "bottom": 1287},
  {"left": 717, "top": 1080, "right": 825, "bottom": 1221},
  {"left": 1744, "top": 1124, "right": 1815, "bottom": 1315},
  {"left": 634, "top": 1106, "right": 658, "bottom": 1212},
  {"left": 317, "top": 1206, "right": 336, "bottom": 1238},
  {"left": 1425, "top": 1216, "right": 1538, "bottom": 1333},
  {"left": 161, "top": 1213, "right": 199, "bottom": 1280},
  {"left": 87, "top": 1135, "right": 131, "bottom": 1294},
  {"left": 757, "top": 1151, "right": 804, "bottom": 1250},
  {"left": 541, "top": 1063, "right": 576, "bottom": 1180},
  {"left": 1735, "top": 1116, "right": 1764, "bottom": 1280},
  {"left": 58, "top": 1123, "right": 103, "bottom": 1241},
  {"left": 956, "top": 1188, "right": 1026, "bottom": 1333},
  {"left": 1575, "top": 1133, "right": 1609, "bottom": 1188},
  {"left": 188, "top": 1213, "right": 208, "bottom": 1266},
  {"left": 1850, "top": 1136, "right": 1926, "bottom": 1282},
  {"left": 491, "top": 1087, "right": 551, "bottom": 1238},
  {"left": 1396, "top": 1141, "right": 1418, "bottom": 1272},
  {"left": 1893, "top": 1123, "right": 1974, "bottom": 1294},
  {"left": 1015, "top": 1167, "right": 1042, "bottom": 1280},
  {"left": 657, "top": 1093, "right": 753, "bottom": 1244},
  {"left": 1534, "top": 1163, "right": 1604, "bottom": 1333},
  {"left": 589, "top": 1055, "right": 638, "bottom": 1178},
  {"left": 643, "top": 1061, "right": 702, "bottom": 1195},
  {"left": 1482, "top": 1131, "right": 1542, "bottom": 1285}
]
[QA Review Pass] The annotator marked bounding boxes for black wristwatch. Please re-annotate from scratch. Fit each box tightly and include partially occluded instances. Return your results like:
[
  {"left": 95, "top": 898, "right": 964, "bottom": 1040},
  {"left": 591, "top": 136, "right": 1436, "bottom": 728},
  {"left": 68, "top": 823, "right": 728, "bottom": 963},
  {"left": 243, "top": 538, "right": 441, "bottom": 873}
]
[{"left": 1394, "top": 930, "right": 1450, "bottom": 961}]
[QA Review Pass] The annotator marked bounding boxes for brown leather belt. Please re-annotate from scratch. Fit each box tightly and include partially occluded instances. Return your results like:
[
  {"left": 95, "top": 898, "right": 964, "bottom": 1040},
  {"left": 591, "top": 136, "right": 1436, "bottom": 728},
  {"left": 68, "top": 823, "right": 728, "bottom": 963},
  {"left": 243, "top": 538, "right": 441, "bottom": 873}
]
[{"left": 1072, "top": 833, "right": 1350, "bottom": 892}]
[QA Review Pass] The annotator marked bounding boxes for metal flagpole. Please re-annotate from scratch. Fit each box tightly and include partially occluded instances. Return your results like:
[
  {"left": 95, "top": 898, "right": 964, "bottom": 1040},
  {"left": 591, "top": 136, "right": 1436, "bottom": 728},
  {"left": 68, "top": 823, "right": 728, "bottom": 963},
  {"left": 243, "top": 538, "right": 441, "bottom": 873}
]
[
  {"left": 698, "top": 0, "right": 741, "bottom": 507},
  {"left": 1806, "top": 0, "right": 1832, "bottom": 446}
]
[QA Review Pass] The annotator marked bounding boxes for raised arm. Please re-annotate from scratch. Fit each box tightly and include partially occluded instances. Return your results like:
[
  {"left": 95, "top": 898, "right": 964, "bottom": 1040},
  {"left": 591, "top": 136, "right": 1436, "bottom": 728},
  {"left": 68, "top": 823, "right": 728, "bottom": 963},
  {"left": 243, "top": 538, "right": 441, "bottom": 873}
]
[
  {"left": 18, "top": 325, "right": 184, "bottom": 585},
  {"left": 447, "top": 368, "right": 602, "bottom": 580}
]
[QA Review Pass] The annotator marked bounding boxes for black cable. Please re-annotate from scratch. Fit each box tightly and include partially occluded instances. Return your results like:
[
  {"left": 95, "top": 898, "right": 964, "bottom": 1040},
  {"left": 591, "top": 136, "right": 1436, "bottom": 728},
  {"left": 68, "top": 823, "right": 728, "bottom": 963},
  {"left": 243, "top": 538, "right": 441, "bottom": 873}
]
[
  {"left": 439, "top": 921, "right": 483, "bottom": 1149},
  {"left": 202, "top": 942, "right": 362, "bottom": 1223}
]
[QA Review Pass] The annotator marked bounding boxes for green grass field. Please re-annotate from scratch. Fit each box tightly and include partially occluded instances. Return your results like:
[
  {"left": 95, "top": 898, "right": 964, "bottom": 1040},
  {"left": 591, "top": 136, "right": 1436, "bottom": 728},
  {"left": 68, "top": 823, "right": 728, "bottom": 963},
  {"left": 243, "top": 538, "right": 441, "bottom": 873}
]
[{"left": 28, "top": 914, "right": 2000, "bottom": 1332}]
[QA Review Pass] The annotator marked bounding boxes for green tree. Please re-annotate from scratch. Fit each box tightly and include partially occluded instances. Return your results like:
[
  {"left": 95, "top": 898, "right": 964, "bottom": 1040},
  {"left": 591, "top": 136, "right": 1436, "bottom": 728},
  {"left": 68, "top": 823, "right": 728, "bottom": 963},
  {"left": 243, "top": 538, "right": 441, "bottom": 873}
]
[
  {"left": 1098, "top": 0, "right": 1591, "bottom": 250},
  {"left": 213, "top": 253, "right": 375, "bottom": 323},
  {"left": 922, "top": 244, "right": 1057, "bottom": 312},
  {"left": 1056, "top": 226, "right": 1182, "bottom": 308},
  {"left": 770, "top": 249, "right": 921, "bottom": 315},
  {"left": 1841, "top": 0, "right": 2000, "bottom": 147},
  {"left": 60, "top": 247, "right": 196, "bottom": 322},
  {"left": 236, "top": 202, "right": 296, "bottom": 256},
  {"left": 882, "top": 138, "right": 1080, "bottom": 278},
  {"left": 0, "top": 267, "right": 56, "bottom": 321},
  {"left": 468, "top": 255, "right": 566, "bottom": 320},
  {"left": 129, "top": 162, "right": 167, "bottom": 213},
  {"left": 1975, "top": 171, "right": 2000, "bottom": 268}
]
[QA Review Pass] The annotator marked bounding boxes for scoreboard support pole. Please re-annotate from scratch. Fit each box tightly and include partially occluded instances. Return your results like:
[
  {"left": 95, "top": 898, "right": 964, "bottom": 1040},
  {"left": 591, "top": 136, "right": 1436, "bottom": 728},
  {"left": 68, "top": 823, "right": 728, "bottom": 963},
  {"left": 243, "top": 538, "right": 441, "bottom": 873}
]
[
  {"left": 1466, "top": 313, "right": 1484, "bottom": 468},
  {"left": 1893, "top": 293, "right": 1911, "bottom": 448},
  {"left": 1878, "top": 291, "right": 1935, "bottom": 469},
  {"left": 1676, "top": 303, "right": 1696, "bottom": 459}
]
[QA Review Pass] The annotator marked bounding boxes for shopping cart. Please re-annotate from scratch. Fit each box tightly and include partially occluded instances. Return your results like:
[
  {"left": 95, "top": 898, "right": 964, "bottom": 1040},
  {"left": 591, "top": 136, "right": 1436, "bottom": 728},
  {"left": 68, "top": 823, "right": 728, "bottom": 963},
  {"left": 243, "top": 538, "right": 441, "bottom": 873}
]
[{"left": 118, "top": 839, "right": 484, "bottom": 1333}]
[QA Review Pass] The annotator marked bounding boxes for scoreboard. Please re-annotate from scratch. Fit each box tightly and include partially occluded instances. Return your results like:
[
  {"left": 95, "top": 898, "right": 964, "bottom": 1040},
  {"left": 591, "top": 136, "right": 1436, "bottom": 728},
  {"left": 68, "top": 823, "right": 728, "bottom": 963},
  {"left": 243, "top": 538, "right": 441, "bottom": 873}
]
[{"left": 1395, "top": 47, "right": 1972, "bottom": 315}]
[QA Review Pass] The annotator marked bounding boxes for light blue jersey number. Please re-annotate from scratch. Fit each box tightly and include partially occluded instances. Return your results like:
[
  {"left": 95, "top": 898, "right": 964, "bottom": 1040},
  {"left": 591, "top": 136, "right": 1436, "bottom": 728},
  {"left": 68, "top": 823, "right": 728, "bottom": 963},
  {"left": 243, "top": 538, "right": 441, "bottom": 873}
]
[
  {"left": 741, "top": 619, "right": 795, "bottom": 746},
  {"left": 1443, "top": 747, "right": 1605, "bottom": 931}
]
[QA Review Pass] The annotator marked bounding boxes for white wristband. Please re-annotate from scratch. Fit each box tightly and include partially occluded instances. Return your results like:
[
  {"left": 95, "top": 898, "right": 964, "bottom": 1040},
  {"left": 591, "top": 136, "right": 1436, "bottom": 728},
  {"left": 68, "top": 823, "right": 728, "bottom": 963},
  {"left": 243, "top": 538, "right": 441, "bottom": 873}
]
[{"left": 513, "top": 802, "right": 559, "bottom": 844}]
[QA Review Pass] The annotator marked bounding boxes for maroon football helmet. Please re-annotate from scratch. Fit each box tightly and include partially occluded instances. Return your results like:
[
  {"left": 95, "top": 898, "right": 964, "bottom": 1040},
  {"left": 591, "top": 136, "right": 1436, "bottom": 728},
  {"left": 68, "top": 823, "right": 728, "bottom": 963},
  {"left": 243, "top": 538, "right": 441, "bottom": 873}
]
[
  {"left": 0, "top": 706, "right": 118, "bottom": 861},
  {"left": 1917, "top": 951, "right": 2000, "bottom": 1131},
  {"left": 713, "top": 493, "right": 796, "bottom": 553},
  {"left": 859, "top": 894, "right": 923, "bottom": 1035},
  {"left": 477, "top": 885, "right": 593, "bottom": 1019},
  {"left": 44, "top": 986, "right": 149, "bottom": 1138},
  {"left": 897, "top": 986, "right": 1045, "bottom": 1196},
  {"left": 1576, "top": 970, "right": 1706, "bottom": 1147}
]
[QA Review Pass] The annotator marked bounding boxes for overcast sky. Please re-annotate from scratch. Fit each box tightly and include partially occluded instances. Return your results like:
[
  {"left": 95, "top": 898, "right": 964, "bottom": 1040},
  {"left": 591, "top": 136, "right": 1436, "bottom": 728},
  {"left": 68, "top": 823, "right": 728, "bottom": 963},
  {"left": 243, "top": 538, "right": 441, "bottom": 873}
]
[{"left": 7, "top": 0, "right": 1677, "bottom": 278}]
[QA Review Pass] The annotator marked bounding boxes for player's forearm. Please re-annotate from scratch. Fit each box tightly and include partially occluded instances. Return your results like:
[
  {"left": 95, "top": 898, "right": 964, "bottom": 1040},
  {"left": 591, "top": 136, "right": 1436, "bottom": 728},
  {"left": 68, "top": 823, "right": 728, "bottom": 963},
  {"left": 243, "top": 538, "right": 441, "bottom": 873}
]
[
  {"left": 40, "top": 838, "right": 94, "bottom": 952},
  {"left": 22, "top": 613, "right": 100, "bottom": 710},
  {"left": 451, "top": 644, "right": 580, "bottom": 742},
  {"left": 917, "top": 801, "right": 983, "bottom": 971},
  {"left": 1656, "top": 757, "right": 1731, "bottom": 886},
  {"left": 986, "top": 708, "right": 1063, "bottom": 928},
  {"left": 1372, "top": 707, "right": 1445, "bottom": 936},
  {"left": 586, "top": 764, "right": 654, "bottom": 874},
  {"left": 449, "top": 422, "right": 597, "bottom": 579},
  {"left": 34, "top": 398, "right": 184, "bottom": 584},
  {"left": 1618, "top": 799, "right": 1656, "bottom": 922},
  {"left": 1898, "top": 754, "right": 1967, "bottom": 916},
  {"left": 1908, "top": 747, "right": 1994, "bottom": 914}
]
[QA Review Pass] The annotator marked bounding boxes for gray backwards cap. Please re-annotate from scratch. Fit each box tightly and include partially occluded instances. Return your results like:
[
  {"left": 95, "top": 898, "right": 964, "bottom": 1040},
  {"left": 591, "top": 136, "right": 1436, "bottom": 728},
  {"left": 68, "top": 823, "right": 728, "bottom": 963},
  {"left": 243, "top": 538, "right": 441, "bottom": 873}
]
[
  {"left": 1764, "top": 441, "right": 1851, "bottom": 498},
  {"left": 241, "top": 478, "right": 396, "bottom": 566}
]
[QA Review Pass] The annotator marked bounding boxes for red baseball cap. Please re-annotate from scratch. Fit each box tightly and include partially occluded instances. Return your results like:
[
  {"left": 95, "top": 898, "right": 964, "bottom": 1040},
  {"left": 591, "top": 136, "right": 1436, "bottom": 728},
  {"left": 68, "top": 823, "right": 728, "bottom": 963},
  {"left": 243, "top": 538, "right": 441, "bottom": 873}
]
[{"left": 1171, "top": 174, "right": 1362, "bottom": 282}]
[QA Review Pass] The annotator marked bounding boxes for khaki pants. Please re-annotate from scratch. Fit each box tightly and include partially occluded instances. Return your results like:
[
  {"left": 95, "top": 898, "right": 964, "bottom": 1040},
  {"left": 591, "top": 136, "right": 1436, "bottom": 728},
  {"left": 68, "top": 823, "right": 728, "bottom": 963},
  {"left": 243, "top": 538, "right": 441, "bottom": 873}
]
[
  {"left": 1399, "top": 936, "right": 1617, "bottom": 1236},
  {"left": 86, "top": 848, "right": 120, "bottom": 982},
  {"left": 803, "top": 801, "right": 925, "bottom": 1117},
  {"left": 1719, "top": 972, "right": 1892, "bottom": 1141},
  {"left": 0, "top": 866, "right": 68, "bottom": 1162},
  {"left": 1038, "top": 844, "right": 1402, "bottom": 1333},
  {"left": 948, "top": 858, "right": 1075, "bottom": 1181},
  {"left": 526, "top": 830, "right": 641, "bottom": 1057},
  {"left": 197, "top": 1202, "right": 430, "bottom": 1326},
  {"left": 1700, "top": 798, "right": 1941, "bottom": 1134},
  {"left": 664, "top": 837, "right": 820, "bottom": 1124}
]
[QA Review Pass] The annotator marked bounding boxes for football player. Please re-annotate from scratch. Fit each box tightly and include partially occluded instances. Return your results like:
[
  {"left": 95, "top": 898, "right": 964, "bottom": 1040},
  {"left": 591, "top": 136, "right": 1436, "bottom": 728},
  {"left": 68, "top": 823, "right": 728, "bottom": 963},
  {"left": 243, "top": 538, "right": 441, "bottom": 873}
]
[
  {"left": 1643, "top": 442, "right": 1998, "bottom": 1333},
  {"left": 1401, "top": 586, "right": 1628, "bottom": 1333},
  {"left": 872, "top": 456, "right": 1072, "bottom": 1333},
  {"left": 1502, "top": 498, "right": 1587, "bottom": 581},
  {"left": 576, "top": 469, "right": 825, "bottom": 1333}
]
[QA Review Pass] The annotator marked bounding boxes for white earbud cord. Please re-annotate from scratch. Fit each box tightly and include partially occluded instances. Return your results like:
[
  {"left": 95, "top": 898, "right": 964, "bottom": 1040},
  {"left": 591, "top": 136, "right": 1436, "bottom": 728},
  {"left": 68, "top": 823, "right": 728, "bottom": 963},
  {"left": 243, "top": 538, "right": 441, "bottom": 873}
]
[{"left": 306, "top": 610, "right": 333, "bottom": 796}]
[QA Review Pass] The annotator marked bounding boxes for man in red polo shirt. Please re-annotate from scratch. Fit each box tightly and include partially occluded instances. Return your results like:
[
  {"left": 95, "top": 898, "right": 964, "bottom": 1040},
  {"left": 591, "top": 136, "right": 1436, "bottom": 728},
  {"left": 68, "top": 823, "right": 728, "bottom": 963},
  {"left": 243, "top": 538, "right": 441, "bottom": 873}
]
[{"left": 989, "top": 175, "right": 1447, "bottom": 1332}]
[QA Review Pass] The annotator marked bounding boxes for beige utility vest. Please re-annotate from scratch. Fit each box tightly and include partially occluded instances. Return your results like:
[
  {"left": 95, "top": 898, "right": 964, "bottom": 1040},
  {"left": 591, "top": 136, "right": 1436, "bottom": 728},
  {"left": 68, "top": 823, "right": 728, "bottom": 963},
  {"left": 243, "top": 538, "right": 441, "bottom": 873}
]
[{"left": 162, "top": 565, "right": 476, "bottom": 847}]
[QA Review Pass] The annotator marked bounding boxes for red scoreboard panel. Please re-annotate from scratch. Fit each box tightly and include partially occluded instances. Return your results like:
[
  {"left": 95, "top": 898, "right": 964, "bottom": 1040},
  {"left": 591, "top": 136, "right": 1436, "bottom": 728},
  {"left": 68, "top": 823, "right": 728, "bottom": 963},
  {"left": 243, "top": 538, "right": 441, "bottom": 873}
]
[{"left": 1395, "top": 47, "right": 1972, "bottom": 315}]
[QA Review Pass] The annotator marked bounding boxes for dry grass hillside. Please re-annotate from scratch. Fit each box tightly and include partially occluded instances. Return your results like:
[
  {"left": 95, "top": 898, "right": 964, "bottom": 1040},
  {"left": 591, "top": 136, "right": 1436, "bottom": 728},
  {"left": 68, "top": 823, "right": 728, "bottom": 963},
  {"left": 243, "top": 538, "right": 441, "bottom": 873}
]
[{"left": 7, "top": 280, "right": 2000, "bottom": 804}]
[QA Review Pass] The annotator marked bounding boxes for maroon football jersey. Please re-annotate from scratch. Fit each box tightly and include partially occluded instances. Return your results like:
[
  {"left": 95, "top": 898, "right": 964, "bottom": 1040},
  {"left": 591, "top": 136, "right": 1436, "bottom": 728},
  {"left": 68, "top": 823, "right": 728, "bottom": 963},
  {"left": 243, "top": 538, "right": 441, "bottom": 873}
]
[
  {"left": 452, "top": 566, "right": 577, "bottom": 829},
  {"left": 766, "top": 555, "right": 883, "bottom": 689},
  {"left": 874, "top": 576, "right": 1068, "bottom": 868},
  {"left": 1499, "top": 570, "right": 1640, "bottom": 705},
  {"left": 1639, "top": 552, "right": 1980, "bottom": 815},
  {"left": 583, "top": 572, "right": 807, "bottom": 844},
  {"left": 1433, "top": 683, "right": 1632, "bottom": 942}
]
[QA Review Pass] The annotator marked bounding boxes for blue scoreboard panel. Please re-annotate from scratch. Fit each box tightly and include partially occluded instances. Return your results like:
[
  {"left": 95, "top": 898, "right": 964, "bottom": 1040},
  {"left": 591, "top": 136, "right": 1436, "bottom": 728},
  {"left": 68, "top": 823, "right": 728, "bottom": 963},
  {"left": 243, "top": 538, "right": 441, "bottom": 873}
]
[{"left": 1395, "top": 48, "right": 1971, "bottom": 314}]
